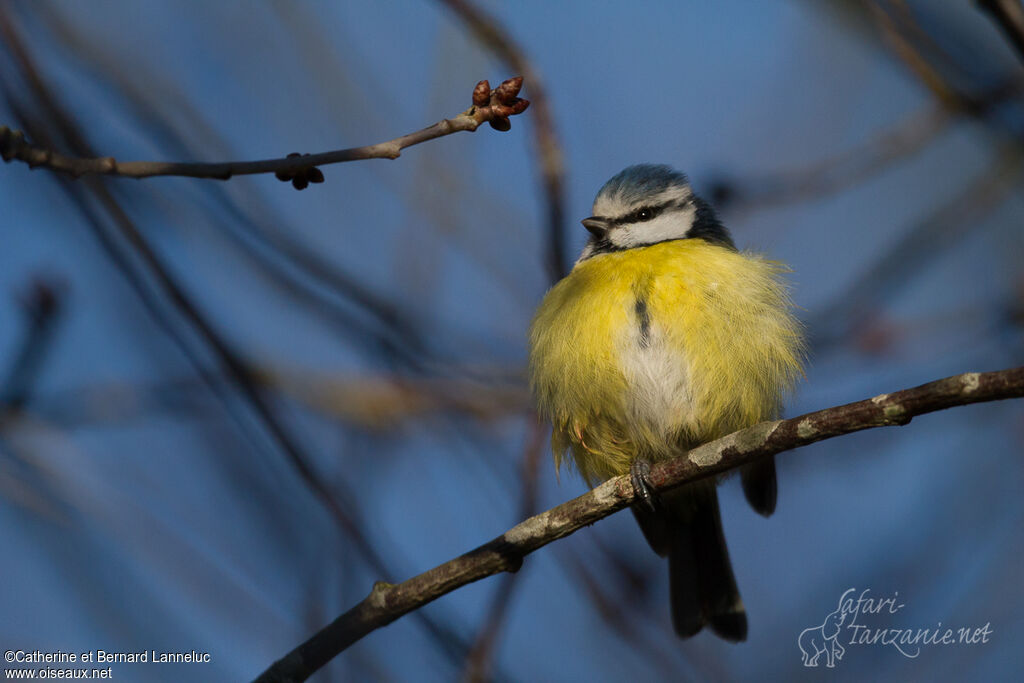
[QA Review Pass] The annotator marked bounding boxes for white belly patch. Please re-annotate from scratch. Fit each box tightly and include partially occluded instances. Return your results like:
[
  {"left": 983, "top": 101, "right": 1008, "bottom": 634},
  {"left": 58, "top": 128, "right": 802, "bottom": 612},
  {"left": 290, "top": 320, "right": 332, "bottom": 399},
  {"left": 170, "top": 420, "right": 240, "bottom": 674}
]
[{"left": 617, "top": 306, "right": 696, "bottom": 441}]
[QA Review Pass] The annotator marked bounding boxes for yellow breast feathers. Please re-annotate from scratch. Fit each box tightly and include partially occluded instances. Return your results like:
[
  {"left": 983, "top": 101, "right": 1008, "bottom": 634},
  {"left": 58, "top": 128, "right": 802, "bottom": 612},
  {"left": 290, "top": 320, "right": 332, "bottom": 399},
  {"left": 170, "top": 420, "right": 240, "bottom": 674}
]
[{"left": 528, "top": 239, "right": 804, "bottom": 485}]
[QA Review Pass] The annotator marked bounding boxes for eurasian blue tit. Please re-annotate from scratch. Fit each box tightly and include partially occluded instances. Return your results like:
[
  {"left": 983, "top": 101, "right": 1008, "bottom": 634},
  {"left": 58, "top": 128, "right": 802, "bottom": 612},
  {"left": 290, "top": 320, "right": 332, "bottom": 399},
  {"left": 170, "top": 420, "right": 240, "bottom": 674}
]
[{"left": 529, "top": 164, "right": 804, "bottom": 641}]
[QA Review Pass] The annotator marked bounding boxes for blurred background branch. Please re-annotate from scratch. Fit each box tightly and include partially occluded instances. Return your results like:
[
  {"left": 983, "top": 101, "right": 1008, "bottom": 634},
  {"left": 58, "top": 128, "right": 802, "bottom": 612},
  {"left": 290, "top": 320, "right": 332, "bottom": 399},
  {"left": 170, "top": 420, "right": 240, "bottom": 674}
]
[
  {"left": 976, "top": 0, "right": 1024, "bottom": 64},
  {"left": 460, "top": 415, "right": 544, "bottom": 683},
  {"left": 0, "top": 3, "right": 486, "bottom": 670},
  {"left": 1, "top": 1, "right": 1022, "bottom": 681},
  {"left": 0, "top": 277, "right": 65, "bottom": 412}
]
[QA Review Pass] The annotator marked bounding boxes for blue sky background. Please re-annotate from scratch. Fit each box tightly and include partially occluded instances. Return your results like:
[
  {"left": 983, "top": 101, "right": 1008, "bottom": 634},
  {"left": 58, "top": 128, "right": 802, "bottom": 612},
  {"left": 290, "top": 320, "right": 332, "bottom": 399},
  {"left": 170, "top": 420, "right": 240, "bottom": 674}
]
[{"left": 1, "top": 1, "right": 1022, "bottom": 681}]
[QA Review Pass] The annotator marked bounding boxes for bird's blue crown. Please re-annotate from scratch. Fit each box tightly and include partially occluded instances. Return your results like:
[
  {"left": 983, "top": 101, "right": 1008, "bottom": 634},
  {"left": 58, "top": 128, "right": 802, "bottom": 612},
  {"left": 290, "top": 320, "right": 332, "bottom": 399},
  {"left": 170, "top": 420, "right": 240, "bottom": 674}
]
[{"left": 596, "top": 164, "right": 690, "bottom": 204}]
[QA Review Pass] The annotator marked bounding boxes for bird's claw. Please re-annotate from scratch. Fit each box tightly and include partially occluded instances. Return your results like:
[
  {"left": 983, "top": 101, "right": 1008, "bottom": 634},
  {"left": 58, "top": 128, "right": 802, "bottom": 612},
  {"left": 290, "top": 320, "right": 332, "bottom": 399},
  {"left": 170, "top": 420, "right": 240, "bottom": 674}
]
[{"left": 630, "top": 459, "right": 659, "bottom": 515}]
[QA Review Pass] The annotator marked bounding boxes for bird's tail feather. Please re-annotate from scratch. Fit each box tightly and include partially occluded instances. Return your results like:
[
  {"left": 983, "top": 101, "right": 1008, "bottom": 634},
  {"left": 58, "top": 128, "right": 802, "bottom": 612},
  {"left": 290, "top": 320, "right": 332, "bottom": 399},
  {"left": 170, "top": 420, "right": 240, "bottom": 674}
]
[
  {"left": 741, "top": 455, "right": 777, "bottom": 517},
  {"left": 634, "top": 482, "right": 747, "bottom": 641}
]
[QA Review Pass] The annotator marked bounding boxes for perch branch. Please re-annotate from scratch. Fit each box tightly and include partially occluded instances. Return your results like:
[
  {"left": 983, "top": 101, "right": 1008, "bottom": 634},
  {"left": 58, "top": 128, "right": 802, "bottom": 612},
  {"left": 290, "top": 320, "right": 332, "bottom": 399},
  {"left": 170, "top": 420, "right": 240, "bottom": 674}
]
[
  {"left": 0, "top": 77, "right": 528, "bottom": 181},
  {"left": 253, "top": 366, "right": 1024, "bottom": 683}
]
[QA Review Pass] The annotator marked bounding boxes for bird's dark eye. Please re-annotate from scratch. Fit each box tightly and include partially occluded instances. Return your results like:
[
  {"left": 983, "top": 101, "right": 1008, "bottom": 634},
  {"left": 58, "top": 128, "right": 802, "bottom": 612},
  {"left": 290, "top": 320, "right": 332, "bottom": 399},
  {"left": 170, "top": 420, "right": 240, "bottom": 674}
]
[{"left": 636, "top": 208, "right": 653, "bottom": 221}]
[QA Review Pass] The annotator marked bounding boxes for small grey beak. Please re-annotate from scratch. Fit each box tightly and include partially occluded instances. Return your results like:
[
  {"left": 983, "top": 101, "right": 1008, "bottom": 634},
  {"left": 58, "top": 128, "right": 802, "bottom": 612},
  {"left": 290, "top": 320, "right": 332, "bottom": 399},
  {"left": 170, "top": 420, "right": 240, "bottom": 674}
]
[{"left": 581, "top": 216, "right": 611, "bottom": 238}]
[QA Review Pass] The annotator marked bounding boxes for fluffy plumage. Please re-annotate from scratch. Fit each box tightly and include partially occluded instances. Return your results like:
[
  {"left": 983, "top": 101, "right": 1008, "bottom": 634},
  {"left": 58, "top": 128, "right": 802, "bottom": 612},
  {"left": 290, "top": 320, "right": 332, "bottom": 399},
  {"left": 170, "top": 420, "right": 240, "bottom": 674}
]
[
  {"left": 530, "top": 238, "right": 803, "bottom": 483},
  {"left": 528, "top": 164, "right": 804, "bottom": 640}
]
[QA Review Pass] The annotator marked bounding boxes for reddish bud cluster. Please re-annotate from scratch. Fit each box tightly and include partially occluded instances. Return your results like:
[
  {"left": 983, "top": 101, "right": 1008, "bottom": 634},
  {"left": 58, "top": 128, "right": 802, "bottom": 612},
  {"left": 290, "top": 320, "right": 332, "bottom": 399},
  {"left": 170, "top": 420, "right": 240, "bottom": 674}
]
[{"left": 471, "top": 77, "right": 530, "bottom": 131}]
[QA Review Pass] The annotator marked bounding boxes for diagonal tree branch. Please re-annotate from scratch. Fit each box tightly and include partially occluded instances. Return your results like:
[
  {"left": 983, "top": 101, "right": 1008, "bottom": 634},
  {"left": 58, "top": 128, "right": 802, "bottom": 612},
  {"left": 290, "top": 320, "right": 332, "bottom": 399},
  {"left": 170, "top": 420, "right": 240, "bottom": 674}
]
[
  {"left": 253, "top": 366, "right": 1024, "bottom": 683},
  {"left": 0, "top": 77, "right": 528, "bottom": 182}
]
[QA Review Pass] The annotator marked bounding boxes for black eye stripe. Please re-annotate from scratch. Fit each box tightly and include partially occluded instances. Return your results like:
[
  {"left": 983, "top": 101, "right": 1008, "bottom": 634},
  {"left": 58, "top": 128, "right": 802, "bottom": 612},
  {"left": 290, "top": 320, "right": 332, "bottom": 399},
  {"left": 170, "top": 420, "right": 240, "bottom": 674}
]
[
  {"left": 581, "top": 194, "right": 733, "bottom": 260},
  {"left": 608, "top": 198, "right": 690, "bottom": 227}
]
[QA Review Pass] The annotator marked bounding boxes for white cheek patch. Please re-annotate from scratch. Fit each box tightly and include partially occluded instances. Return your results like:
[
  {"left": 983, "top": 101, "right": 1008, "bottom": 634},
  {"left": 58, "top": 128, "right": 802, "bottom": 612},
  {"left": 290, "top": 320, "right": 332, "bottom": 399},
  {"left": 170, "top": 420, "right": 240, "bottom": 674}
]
[{"left": 608, "top": 206, "right": 696, "bottom": 248}]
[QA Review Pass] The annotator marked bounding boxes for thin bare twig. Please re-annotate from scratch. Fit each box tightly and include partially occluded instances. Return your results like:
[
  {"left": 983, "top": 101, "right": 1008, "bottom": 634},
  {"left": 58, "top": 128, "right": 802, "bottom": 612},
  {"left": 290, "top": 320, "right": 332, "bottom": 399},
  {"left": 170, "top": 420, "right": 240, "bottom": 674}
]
[
  {"left": 30, "top": 4, "right": 431, "bottom": 363},
  {"left": 253, "top": 367, "right": 1024, "bottom": 683},
  {"left": 0, "top": 77, "right": 528, "bottom": 181}
]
